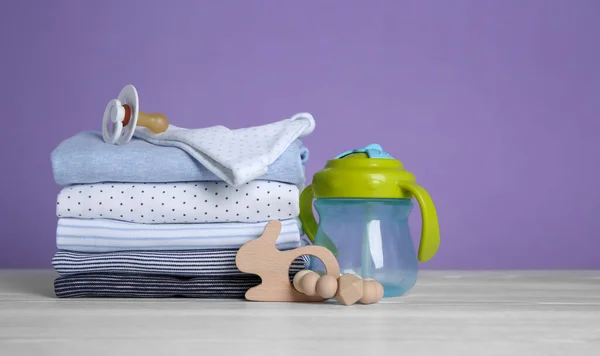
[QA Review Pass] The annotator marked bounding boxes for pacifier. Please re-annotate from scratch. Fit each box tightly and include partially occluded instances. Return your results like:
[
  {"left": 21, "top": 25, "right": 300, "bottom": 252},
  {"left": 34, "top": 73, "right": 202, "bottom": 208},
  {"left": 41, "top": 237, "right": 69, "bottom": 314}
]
[{"left": 102, "top": 84, "right": 169, "bottom": 145}]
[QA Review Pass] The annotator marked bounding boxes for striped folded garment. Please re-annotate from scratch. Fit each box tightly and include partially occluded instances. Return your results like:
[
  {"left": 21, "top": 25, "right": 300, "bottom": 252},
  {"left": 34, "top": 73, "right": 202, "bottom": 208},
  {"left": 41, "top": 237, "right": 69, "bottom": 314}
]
[
  {"left": 52, "top": 249, "right": 309, "bottom": 277},
  {"left": 56, "top": 217, "right": 303, "bottom": 252},
  {"left": 54, "top": 274, "right": 289, "bottom": 298},
  {"left": 52, "top": 218, "right": 309, "bottom": 298}
]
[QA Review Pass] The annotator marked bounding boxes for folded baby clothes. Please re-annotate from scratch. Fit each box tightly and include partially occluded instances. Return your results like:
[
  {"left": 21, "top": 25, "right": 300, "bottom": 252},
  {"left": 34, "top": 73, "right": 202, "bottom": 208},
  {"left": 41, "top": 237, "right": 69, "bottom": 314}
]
[
  {"left": 52, "top": 249, "right": 310, "bottom": 277},
  {"left": 56, "top": 181, "right": 299, "bottom": 224},
  {"left": 54, "top": 274, "right": 269, "bottom": 298},
  {"left": 133, "top": 113, "right": 316, "bottom": 186},
  {"left": 51, "top": 114, "right": 315, "bottom": 299},
  {"left": 56, "top": 218, "right": 303, "bottom": 252},
  {"left": 51, "top": 132, "right": 308, "bottom": 186}
]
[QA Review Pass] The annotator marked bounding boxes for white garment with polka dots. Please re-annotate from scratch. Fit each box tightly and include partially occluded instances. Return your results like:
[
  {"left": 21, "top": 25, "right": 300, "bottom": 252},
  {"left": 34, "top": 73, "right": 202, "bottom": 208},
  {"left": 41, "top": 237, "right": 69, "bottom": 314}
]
[
  {"left": 56, "top": 181, "right": 299, "bottom": 224},
  {"left": 133, "top": 113, "right": 315, "bottom": 186}
]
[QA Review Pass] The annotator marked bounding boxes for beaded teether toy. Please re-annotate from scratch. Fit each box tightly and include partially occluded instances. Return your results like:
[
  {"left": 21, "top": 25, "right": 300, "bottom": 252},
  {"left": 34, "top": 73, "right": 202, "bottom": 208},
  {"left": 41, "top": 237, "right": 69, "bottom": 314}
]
[
  {"left": 102, "top": 84, "right": 169, "bottom": 145},
  {"left": 235, "top": 220, "right": 384, "bottom": 306},
  {"left": 292, "top": 270, "right": 384, "bottom": 305}
]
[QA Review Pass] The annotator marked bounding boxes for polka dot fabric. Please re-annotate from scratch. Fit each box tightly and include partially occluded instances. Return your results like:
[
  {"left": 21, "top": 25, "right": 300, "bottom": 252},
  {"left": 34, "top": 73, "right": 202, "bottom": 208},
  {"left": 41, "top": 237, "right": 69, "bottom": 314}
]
[
  {"left": 133, "top": 113, "right": 315, "bottom": 186},
  {"left": 56, "top": 181, "right": 300, "bottom": 224}
]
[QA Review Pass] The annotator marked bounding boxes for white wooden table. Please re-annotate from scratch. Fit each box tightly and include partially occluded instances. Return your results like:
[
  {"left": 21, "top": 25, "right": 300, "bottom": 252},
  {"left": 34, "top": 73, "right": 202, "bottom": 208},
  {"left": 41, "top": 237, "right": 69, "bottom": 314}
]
[{"left": 1, "top": 270, "right": 599, "bottom": 355}]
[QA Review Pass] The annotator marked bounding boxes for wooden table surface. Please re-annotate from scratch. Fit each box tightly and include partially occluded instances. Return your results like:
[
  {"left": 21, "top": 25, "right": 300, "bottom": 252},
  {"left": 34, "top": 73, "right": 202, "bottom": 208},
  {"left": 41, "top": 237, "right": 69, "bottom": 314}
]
[{"left": 1, "top": 270, "right": 599, "bottom": 356}]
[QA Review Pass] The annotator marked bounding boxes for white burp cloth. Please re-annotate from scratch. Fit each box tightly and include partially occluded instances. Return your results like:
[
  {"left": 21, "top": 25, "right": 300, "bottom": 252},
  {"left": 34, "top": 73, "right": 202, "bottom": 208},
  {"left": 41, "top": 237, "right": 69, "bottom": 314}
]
[{"left": 133, "top": 113, "right": 315, "bottom": 186}]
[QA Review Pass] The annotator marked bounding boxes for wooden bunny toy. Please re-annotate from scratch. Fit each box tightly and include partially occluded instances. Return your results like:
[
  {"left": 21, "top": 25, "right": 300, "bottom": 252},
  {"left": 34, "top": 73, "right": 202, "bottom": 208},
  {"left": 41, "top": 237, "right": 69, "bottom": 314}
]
[{"left": 235, "top": 220, "right": 384, "bottom": 306}]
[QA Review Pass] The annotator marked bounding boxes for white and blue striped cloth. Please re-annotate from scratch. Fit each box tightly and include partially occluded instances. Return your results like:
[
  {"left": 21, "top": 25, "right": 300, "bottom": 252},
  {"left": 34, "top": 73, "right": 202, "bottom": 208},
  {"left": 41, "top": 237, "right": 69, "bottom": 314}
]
[
  {"left": 52, "top": 249, "right": 310, "bottom": 277},
  {"left": 56, "top": 218, "right": 303, "bottom": 252}
]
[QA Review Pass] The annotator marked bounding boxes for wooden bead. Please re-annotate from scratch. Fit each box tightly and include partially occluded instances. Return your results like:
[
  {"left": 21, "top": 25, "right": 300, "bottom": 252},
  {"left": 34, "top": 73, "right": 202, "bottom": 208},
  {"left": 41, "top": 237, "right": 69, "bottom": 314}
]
[
  {"left": 334, "top": 274, "right": 363, "bottom": 306},
  {"left": 371, "top": 279, "right": 384, "bottom": 301},
  {"left": 292, "top": 270, "right": 312, "bottom": 294},
  {"left": 299, "top": 271, "right": 321, "bottom": 296},
  {"left": 315, "top": 274, "right": 338, "bottom": 299},
  {"left": 359, "top": 278, "right": 384, "bottom": 304}
]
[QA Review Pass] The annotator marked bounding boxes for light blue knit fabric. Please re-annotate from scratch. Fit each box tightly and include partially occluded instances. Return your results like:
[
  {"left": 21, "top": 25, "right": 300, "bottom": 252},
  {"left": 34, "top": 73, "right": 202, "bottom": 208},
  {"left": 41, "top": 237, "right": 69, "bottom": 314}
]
[{"left": 51, "top": 131, "right": 309, "bottom": 186}]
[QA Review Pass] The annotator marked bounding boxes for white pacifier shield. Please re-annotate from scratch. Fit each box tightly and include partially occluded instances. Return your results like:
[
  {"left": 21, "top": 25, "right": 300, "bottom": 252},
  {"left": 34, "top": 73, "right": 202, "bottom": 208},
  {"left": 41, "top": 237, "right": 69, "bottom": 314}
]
[
  {"left": 116, "top": 85, "right": 139, "bottom": 145},
  {"left": 102, "top": 84, "right": 139, "bottom": 145}
]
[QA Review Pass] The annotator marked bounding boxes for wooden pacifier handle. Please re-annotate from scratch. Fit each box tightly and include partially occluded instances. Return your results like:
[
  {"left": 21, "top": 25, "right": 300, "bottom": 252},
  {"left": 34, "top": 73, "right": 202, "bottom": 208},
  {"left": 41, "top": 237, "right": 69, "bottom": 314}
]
[{"left": 137, "top": 111, "right": 169, "bottom": 134}]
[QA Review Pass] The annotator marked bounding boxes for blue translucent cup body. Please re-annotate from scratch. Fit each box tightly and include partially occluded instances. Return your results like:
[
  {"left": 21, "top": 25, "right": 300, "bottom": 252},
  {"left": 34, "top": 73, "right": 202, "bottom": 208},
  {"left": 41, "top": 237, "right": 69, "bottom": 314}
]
[{"left": 309, "top": 198, "right": 418, "bottom": 298}]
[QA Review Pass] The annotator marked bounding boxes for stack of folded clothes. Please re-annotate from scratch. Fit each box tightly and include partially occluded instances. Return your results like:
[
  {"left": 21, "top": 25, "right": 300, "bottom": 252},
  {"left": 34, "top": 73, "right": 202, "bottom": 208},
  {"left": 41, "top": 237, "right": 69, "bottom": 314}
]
[{"left": 50, "top": 127, "right": 312, "bottom": 298}]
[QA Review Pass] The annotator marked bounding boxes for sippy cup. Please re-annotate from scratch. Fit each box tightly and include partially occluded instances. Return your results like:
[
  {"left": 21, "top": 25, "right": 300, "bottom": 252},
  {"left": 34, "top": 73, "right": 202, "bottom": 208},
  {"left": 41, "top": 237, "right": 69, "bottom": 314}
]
[{"left": 299, "top": 144, "right": 440, "bottom": 297}]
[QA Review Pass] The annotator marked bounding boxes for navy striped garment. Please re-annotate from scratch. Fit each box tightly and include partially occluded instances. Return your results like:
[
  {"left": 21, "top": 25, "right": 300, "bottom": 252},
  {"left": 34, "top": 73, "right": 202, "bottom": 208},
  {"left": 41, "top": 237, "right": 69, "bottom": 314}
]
[
  {"left": 52, "top": 249, "right": 309, "bottom": 277},
  {"left": 54, "top": 273, "right": 293, "bottom": 298}
]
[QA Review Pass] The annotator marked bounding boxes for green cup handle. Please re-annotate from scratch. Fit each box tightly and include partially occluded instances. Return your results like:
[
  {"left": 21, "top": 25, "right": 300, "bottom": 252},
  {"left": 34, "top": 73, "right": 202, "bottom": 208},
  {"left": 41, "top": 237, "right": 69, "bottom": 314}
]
[
  {"left": 299, "top": 185, "right": 318, "bottom": 241},
  {"left": 397, "top": 182, "right": 440, "bottom": 262},
  {"left": 299, "top": 185, "right": 339, "bottom": 256}
]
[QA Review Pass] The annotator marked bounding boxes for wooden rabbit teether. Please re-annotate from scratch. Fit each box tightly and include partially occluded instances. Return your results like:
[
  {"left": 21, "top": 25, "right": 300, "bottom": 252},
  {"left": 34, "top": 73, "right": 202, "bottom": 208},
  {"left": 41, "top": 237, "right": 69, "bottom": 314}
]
[
  {"left": 235, "top": 220, "right": 384, "bottom": 305},
  {"left": 235, "top": 220, "right": 340, "bottom": 302}
]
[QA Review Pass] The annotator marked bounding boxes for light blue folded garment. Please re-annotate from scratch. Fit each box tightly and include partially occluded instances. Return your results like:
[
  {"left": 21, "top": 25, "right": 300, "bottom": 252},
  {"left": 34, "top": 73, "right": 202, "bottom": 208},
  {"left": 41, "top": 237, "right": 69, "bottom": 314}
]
[
  {"left": 51, "top": 131, "right": 309, "bottom": 186},
  {"left": 55, "top": 217, "right": 304, "bottom": 252}
]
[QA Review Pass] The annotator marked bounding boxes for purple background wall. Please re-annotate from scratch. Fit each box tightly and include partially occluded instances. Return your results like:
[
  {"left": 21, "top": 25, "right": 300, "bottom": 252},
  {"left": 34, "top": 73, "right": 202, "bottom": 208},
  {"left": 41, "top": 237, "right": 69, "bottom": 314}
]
[{"left": 0, "top": 0, "right": 598, "bottom": 269}]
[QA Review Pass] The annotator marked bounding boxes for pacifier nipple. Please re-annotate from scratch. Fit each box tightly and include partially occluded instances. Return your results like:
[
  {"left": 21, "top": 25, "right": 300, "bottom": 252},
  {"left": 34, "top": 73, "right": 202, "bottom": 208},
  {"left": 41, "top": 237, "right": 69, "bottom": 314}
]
[
  {"left": 112, "top": 101, "right": 168, "bottom": 133},
  {"left": 137, "top": 111, "right": 169, "bottom": 134}
]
